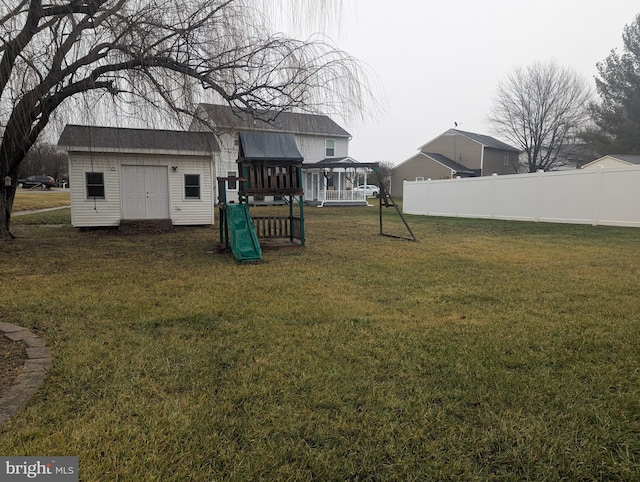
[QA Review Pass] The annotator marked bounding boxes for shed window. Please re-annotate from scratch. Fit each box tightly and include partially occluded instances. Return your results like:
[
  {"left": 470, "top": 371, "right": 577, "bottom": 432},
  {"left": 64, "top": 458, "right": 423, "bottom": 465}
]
[
  {"left": 185, "top": 174, "right": 200, "bottom": 199},
  {"left": 325, "top": 139, "right": 335, "bottom": 157},
  {"left": 86, "top": 172, "right": 105, "bottom": 199}
]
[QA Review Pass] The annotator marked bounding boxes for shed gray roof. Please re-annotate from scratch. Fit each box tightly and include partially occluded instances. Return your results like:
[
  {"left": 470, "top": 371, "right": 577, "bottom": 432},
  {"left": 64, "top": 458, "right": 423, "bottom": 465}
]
[
  {"left": 58, "top": 125, "right": 219, "bottom": 154},
  {"left": 196, "top": 103, "right": 351, "bottom": 137},
  {"left": 238, "top": 131, "right": 303, "bottom": 162}
]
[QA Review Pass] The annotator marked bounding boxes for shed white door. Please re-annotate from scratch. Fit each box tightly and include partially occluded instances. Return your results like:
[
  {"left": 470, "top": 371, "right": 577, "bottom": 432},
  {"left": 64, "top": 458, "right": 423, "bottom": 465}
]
[{"left": 121, "top": 165, "right": 169, "bottom": 220}]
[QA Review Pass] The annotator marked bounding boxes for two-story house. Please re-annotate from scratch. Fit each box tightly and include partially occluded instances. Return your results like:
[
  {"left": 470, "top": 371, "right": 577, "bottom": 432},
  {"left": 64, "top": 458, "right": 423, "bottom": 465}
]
[
  {"left": 190, "top": 103, "right": 375, "bottom": 205},
  {"left": 390, "top": 129, "right": 521, "bottom": 196}
]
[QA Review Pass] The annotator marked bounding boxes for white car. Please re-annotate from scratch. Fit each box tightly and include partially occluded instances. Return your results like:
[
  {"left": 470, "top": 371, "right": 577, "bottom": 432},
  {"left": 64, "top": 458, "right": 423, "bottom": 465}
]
[{"left": 353, "top": 184, "right": 379, "bottom": 197}]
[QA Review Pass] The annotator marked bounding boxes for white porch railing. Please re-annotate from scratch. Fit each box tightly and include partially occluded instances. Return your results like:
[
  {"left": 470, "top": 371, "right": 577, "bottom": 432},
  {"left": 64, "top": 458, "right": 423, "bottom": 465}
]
[{"left": 323, "top": 189, "right": 366, "bottom": 202}]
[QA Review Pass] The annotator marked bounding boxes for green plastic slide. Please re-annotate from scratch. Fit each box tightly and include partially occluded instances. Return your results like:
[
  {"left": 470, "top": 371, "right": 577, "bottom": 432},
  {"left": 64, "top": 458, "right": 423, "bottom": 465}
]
[{"left": 226, "top": 204, "right": 262, "bottom": 262}]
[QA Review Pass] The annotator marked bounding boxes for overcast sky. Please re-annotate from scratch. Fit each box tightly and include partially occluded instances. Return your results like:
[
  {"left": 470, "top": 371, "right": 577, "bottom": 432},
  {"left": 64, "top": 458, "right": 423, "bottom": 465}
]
[{"left": 289, "top": 0, "right": 639, "bottom": 165}]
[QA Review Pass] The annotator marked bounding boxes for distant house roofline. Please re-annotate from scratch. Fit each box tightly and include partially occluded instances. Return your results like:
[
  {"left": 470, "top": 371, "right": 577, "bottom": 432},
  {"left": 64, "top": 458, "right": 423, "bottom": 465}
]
[
  {"left": 193, "top": 103, "right": 351, "bottom": 138},
  {"left": 418, "top": 128, "right": 521, "bottom": 153},
  {"left": 391, "top": 151, "right": 474, "bottom": 175},
  {"left": 422, "top": 152, "right": 475, "bottom": 174},
  {"left": 582, "top": 154, "right": 640, "bottom": 168},
  {"left": 605, "top": 154, "right": 640, "bottom": 164}
]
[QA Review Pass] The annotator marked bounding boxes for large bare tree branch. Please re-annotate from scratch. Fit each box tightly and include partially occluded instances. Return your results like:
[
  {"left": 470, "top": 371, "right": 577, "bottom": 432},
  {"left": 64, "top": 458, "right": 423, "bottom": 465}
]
[
  {"left": 0, "top": 0, "right": 372, "bottom": 239},
  {"left": 489, "top": 61, "right": 592, "bottom": 173}
]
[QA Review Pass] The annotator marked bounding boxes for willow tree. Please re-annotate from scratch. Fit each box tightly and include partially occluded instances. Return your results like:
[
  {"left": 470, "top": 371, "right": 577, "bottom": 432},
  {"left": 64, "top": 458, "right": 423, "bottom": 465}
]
[
  {"left": 0, "top": 0, "right": 367, "bottom": 239},
  {"left": 489, "top": 61, "right": 592, "bottom": 173}
]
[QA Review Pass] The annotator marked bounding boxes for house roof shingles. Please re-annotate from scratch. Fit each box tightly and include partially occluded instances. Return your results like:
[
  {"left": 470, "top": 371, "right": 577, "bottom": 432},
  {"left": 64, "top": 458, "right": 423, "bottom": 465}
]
[
  {"left": 422, "top": 152, "right": 476, "bottom": 174},
  {"left": 196, "top": 104, "right": 351, "bottom": 138},
  {"left": 440, "top": 128, "right": 521, "bottom": 152},
  {"left": 610, "top": 154, "right": 640, "bottom": 165},
  {"left": 58, "top": 125, "right": 219, "bottom": 154}
]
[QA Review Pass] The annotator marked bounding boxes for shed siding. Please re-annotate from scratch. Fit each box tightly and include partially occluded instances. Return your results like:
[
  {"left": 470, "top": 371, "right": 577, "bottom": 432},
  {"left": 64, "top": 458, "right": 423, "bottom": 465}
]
[
  {"left": 69, "top": 154, "right": 121, "bottom": 227},
  {"left": 170, "top": 158, "right": 215, "bottom": 225},
  {"left": 68, "top": 152, "right": 214, "bottom": 227}
]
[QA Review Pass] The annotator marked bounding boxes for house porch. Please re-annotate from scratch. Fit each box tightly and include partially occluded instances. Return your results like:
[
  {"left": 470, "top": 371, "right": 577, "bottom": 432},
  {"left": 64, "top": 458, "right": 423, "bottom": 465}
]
[{"left": 302, "top": 158, "right": 379, "bottom": 207}]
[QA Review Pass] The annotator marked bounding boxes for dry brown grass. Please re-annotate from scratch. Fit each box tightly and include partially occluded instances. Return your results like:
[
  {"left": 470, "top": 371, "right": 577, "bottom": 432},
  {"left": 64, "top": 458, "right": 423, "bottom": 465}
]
[
  {"left": 12, "top": 189, "right": 70, "bottom": 212},
  {"left": 1, "top": 205, "right": 639, "bottom": 480}
]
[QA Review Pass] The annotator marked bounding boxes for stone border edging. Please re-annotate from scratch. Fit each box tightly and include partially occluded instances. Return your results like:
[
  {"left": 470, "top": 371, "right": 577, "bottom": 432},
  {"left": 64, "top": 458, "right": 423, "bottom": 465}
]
[{"left": 0, "top": 322, "right": 52, "bottom": 426}]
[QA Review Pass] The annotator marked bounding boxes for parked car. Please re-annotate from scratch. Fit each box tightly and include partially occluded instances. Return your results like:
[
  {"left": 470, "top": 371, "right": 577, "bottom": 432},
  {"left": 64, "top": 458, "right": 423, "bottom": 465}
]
[
  {"left": 17, "top": 175, "right": 56, "bottom": 189},
  {"left": 353, "top": 184, "right": 379, "bottom": 197}
]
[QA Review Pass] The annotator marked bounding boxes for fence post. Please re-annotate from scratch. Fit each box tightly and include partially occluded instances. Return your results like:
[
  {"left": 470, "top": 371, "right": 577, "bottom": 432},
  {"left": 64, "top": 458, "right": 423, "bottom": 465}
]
[
  {"left": 455, "top": 176, "right": 461, "bottom": 217},
  {"left": 592, "top": 166, "right": 604, "bottom": 226},
  {"left": 535, "top": 170, "right": 544, "bottom": 222},
  {"left": 491, "top": 173, "right": 498, "bottom": 219}
]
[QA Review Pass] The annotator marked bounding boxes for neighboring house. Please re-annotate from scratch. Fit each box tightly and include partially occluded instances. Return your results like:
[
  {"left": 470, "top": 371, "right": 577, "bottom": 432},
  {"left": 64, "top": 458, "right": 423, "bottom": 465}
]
[
  {"left": 190, "top": 103, "right": 374, "bottom": 205},
  {"left": 391, "top": 129, "right": 520, "bottom": 196},
  {"left": 551, "top": 141, "right": 596, "bottom": 170},
  {"left": 58, "top": 125, "right": 218, "bottom": 228},
  {"left": 582, "top": 154, "right": 640, "bottom": 169}
]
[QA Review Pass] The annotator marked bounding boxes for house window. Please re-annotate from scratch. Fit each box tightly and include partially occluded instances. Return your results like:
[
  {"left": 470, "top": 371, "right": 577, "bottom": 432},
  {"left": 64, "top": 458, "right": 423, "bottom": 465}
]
[
  {"left": 325, "top": 139, "right": 335, "bottom": 157},
  {"left": 504, "top": 152, "right": 510, "bottom": 166},
  {"left": 184, "top": 174, "right": 200, "bottom": 199},
  {"left": 86, "top": 172, "right": 105, "bottom": 199},
  {"left": 227, "top": 171, "right": 237, "bottom": 190},
  {"left": 416, "top": 177, "right": 425, "bottom": 181}
]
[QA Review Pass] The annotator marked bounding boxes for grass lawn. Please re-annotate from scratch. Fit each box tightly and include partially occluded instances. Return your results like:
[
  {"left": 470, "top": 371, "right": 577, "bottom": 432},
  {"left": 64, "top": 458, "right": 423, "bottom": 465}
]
[
  {"left": 2, "top": 204, "right": 640, "bottom": 480},
  {"left": 12, "top": 189, "right": 71, "bottom": 212}
]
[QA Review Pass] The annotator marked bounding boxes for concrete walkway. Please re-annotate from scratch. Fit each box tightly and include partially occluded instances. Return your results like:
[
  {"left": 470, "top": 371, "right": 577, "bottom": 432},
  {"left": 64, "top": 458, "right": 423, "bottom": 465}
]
[{"left": 0, "top": 322, "right": 52, "bottom": 426}]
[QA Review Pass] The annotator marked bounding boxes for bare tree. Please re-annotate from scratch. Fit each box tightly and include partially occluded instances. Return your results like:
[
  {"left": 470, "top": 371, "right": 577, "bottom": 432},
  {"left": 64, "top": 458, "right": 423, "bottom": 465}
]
[
  {"left": 370, "top": 160, "right": 393, "bottom": 191},
  {"left": 489, "top": 61, "right": 592, "bottom": 173},
  {"left": 0, "top": 0, "right": 369, "bottom": 239},
  {"left": 18, "top": 142, "right": 68, "bottom": 180}
]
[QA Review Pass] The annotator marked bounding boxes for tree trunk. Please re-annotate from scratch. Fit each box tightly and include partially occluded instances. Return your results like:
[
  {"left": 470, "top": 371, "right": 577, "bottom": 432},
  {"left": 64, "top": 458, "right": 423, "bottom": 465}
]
[{"left": 0, "top": 181, "right": 17, "bottom": 240}]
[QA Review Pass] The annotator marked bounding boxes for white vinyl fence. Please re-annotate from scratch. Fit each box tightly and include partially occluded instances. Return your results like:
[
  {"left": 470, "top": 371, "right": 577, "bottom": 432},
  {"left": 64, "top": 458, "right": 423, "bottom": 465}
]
[{"left": 403, "top": 166, "right": 640, "bottom": 228}]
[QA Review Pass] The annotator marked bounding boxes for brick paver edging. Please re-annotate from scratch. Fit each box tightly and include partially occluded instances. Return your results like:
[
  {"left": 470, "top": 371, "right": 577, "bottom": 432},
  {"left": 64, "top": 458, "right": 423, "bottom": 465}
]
[{"left": 0, "top": 322, "right": 52, "bottom": 426}]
